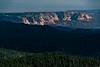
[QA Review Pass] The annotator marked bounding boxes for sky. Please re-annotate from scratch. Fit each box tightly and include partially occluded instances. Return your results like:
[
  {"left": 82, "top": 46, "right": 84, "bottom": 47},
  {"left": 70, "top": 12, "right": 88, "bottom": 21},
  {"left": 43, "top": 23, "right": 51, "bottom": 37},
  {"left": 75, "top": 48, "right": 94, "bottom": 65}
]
[{"left": 0, "top": 0, "right": 100, "bottom": 12}]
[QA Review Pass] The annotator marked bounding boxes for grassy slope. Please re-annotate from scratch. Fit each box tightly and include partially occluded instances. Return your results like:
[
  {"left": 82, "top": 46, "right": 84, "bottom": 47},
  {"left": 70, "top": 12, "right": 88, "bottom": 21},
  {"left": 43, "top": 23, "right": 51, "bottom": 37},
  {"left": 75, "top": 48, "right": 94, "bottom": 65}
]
[{"left": 0, "top": 48, "right": 100, "bottom": 67}]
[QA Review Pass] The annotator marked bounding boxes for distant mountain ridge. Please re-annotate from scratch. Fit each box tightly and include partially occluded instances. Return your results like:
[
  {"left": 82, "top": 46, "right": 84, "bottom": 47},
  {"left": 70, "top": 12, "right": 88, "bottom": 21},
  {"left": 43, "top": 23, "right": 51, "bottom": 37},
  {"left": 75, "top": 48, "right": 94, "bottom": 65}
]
[{"left": 0, "top": 10, "right": 100, "bottom": 28}]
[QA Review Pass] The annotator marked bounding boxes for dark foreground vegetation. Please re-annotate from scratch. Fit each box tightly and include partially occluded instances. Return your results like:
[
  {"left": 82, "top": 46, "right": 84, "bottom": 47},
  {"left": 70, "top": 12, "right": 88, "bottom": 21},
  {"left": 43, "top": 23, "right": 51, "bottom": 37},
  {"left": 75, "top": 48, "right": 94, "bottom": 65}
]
[{"left": 0, "top": 48, "right": 100, "bottom": 67}]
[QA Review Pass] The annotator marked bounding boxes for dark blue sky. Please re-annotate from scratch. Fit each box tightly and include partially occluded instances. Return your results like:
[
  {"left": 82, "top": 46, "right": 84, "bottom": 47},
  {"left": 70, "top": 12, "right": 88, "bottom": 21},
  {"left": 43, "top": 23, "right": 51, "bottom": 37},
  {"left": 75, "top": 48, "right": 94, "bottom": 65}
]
[{"left": 0, "top": 0, "right": 100, "bottom": 12}]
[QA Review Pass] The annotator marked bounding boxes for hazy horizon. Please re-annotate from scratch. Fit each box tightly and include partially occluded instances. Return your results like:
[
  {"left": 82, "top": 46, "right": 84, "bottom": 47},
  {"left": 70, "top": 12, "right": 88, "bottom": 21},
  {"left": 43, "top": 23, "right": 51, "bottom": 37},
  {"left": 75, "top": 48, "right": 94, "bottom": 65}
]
[{"left": 0, "top": 0, "right": 100, "bottom": 12}]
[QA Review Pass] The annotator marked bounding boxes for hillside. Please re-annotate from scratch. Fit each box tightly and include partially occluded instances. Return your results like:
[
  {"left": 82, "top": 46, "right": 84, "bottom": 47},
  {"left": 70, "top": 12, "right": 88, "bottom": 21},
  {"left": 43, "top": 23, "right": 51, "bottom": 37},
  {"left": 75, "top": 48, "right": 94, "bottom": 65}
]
[{"left": 0, "top": 21, "right": 100, "bottom": 56}]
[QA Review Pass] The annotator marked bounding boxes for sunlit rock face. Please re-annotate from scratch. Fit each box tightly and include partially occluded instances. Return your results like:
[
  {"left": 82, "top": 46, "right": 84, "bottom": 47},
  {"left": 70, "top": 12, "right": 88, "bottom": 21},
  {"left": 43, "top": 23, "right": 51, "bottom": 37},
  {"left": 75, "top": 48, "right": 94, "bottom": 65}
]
[
  {"left": 78, "top": 13, "right": 92, "bottom": 21},
  {"left": 22, "top": 17, "right": 30, "bottom": 24},
  {"left": 21, "top": 11, "right": 93, "bottom": 26}
]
